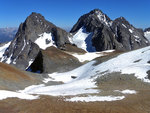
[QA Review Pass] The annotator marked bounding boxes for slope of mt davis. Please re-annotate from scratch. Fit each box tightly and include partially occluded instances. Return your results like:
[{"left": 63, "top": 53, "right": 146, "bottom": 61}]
[{"left": 0, "top": 9, "right": 150, "bottom": 113}]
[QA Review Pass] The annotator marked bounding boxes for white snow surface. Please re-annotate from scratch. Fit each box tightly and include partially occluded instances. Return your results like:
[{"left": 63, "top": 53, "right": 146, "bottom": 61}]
[
  {"left": 92, "top": 46, "right": 150, "bottom": 83},
  {"left": 21, "top": 61, "right": 99, "bottom": 96},
  {"left": 0, "top": 42, "right": 11, "bottom": 58},
  {"left": 129, "top": 29, "right": 133, "bottom": 33},
  {"left": 5, "top": 54, "right": 12, "bottom": 64},
  {"left": 134, "top": 35, "right": 139, "bottom": 39},
  {"left": 144, "top": 31, "right": 150, "bottom": 41},
  {"left": 0, "top": 90, "right": 38, "bottom": 100},
  {"left": 35, "top": 32, "right": 55, "bottom": 50},
  {"left": 72, "top": 53, "right": 103, "bottom": 62},
  {"left": 71, "top": 50, "right": 114, "bottom": 62},
  {"left": 20, "top": 46, "right": 150, "bottom": 100},
  {"left": 115, "top": 89, "right": 137, "bottom": 94},
  {"left": 71, "top": 27, "right": 95, "bottom": 52},
  {"left": 26, "top": 59, "right": 34, "bottom": 69},
  {"left": 122, "top": 24, "right": 127, "bottom": 28},
  {"left": 95, "top": 11, "right": 111, "bottom": 27},
  {"left": 66, "top": 95, "right": 125, "bottom": 102}
]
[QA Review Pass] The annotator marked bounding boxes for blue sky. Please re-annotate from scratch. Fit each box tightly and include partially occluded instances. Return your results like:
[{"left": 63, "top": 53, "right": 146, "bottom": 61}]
[{"left": 0, "top": 0, "right": 150, "bottom": 29}]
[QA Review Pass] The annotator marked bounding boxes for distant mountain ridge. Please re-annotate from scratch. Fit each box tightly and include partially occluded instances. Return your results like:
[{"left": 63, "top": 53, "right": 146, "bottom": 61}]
[{"left": 0, "top": 27, "right": 18, "bottom": 43}]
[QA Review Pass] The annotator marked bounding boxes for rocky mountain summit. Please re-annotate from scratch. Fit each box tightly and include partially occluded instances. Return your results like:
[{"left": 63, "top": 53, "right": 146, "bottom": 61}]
[
  {"left": 70, "top": 9, "right": 149, "bottom": 51},
  {"left": 1, "top": 12, "right": 70, "bottom": 70}
]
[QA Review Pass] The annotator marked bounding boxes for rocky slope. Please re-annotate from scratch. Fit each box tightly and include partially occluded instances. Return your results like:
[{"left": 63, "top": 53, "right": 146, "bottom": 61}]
[
  {"left": 1, "top": 12, "right": 70, "bottom": 70},
  {"left": 26, "top": 46, "right": 83, "bottom": 73},
  {"left": 70, "top": 9, "right": 149, "bottom": 52},
  {"left": 0, "top": 62, "right": 42, "bottom": 90}
]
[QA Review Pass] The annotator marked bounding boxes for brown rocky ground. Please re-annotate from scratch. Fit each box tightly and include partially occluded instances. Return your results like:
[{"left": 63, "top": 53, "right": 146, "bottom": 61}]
[
  {"left": 0, "top": 89, "right": 149, "bottom": 113},
  {"left": 0, "top": 62, "right": 43, "bottom": 90},
  {"left": 0, "top": 49, "right": 150, "bottom": 113},
  {"left": 29, "top": 46, "right": 83, "bottom": 73},
  {"left": 0, "top": 72, "right": 150, "bottom": 113}
]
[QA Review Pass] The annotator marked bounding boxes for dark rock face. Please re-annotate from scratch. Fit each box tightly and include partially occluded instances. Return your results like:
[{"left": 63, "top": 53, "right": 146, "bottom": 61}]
[
  {"left": 27, "top": 46, "right": 82, "bottom": 73},
  {"left": 111, "top": 17, "right": 149, "bottom": 51},
  {"left": 70, "top": 9, "right": 149, "bottom": 51},
  {"left": 1, "top": 12, "right": 70, "bottom": 70}
]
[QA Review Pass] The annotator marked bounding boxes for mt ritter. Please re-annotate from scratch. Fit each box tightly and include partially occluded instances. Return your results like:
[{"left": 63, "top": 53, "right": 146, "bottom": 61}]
[
  {"left": 0, "top": 9, "right": 150, "bottom": 113},
  {"left": 0, "top": 9, "right": 149, "bottom": 72}
]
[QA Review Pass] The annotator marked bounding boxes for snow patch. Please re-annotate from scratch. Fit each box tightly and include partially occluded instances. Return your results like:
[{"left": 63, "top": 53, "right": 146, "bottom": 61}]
[
  {"left": 135, "top": 38, "right": 141, "bottom": 43},
  {"left": 20, "top": 46, "right": 150, "bottom": 98},
  {"left": 122, "top": 24, "right": 127, "bottom": 28},
  {"left": 115, "top": 89, "right": 136, "bottom": 94},
  {"left": 0, "top": 42, "right": 11, "bottom": 58},
  {"left": 5, "top": 54, "right": 12, "bottom": 64},
  {"left": 144, "top": 31, "right": 150, "bottom": 41},
  {"left": 20, "top": 61, "right": 99, "bottom": 96},
  {"left": 95, "top": 11, "right": 110, "bottom": 26},
  {"left": 0, "top": 90, "right": 38, "bottom": 100},
  {"left": 26, "top": 59, "right": 34, "bottom": 69},
  {"left": 71, "top": 27, "right": 95, "bottom": 52},
  {"left": 129, "top": 29, "right": 133, "bottom": 33},
  {"left": 93, "top": 46, "right": 150, "bottom": 83},
  {"left": 134, "top": 35, "right": 139, "bottom": 39},
  {"left": 66, "top": 95, "right": 125, "bottom": 102},
  {"left": 72, "top": 52, "right": 103, "bottom": 62},
  {"left": 35, "top": 32, "right": 56, "bottom": 50},
  {"left": 44, "top": 61, "right": 96, "bottom": 83},
  {"left": 71, "top": 50, "right": 114, "bottom": 62}
]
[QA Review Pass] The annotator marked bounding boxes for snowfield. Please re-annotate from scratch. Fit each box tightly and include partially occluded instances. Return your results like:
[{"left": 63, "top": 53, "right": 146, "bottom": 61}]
[
  {"left": 21, "top": 61, "right": 99, "bottom": 96},
  {"left": 0, "top": 42, "right": 11, "bottom": 58},
  {"left": 0, "top": 90, "right": 38, "bottom": 100},
  {"left": 70, "top": 27, "right": 95, "bottom": 52},
  {"left": 18, "top": 46, "right": 150, "bottom": 102},
  {"left": 145, "top": 31, "right": 150, "bottom": 41},
  {"left": 66, "top": 95, "right": 125, "bottom": 102},
  {"left": 35, "top": 32, "right": 56, "bottom": 50},
  {"left": 1, "top": 45, "right": 150, "bottom": 101},
  {"left": 114, "top": 89, "right": 137, "bottom": 94},
  {"left": 70, "top": 50, "right": 114, "bottom": 62}
]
